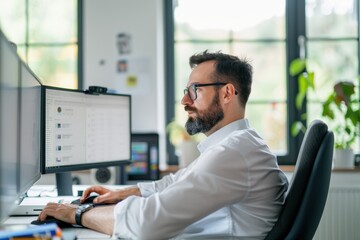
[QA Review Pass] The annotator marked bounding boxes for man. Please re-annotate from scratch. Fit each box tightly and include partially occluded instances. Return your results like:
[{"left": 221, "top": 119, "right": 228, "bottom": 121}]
[{"left": 38, "top": 51, "right": 289, "bottom": 239}]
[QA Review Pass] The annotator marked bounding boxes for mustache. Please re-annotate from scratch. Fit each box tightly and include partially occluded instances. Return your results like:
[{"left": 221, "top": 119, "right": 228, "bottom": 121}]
[{"left": 184, "top": 106, "right": 197, "bottom": 112}]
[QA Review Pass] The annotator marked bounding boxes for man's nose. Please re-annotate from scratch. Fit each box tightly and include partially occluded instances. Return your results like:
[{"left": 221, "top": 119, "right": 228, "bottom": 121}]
[{"left": 181, "top": 93, "right": 193, "bottom": 106}]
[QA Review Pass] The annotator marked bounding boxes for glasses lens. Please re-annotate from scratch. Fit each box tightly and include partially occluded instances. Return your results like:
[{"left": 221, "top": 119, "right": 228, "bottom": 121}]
[
  {"left": 189, "top": 85, "right": 196, "bottom": 100},
  {"left": 184, "top": 88, "right": 194, "bottom": 100}
]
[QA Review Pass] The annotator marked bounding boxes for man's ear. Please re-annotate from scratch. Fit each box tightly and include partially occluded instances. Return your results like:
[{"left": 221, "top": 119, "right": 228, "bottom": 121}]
[{"left": 223, "top": 84, "right": 237, "bottom": 103}]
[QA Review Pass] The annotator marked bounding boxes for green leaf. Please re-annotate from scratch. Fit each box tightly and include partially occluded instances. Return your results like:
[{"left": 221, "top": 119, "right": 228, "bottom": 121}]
[
  {"left": 345, "top": 126, "right": 351, "bottom": 135},
  {"left": 298, "top": 73, "right": 309, "bottom": 95},
  {"left": 296, "top": 92, "right": 306, "bottom": 110},
  {"left": 346, "top": 107, "right": 358, "bottom": 126},
  {"left": 357, "top": 109, "right": 360, "bottom": 120},
  {"left": 300, "top": 113, "right": 307, "bottom": 121},
  {"left": 322, "top": 103, "right": 335, "bottom": 119},
  {"left": 342, "top": 83, "right": 355, "bottom": 98},
  {"left": 290, "top": 59, "right": 306, "bottom": 76},
  {"left": 307, "top": 72, "right": 315, "bottom": 89},
  {"left": 291, "top": 121, "right": 303, "bottom": 136}
]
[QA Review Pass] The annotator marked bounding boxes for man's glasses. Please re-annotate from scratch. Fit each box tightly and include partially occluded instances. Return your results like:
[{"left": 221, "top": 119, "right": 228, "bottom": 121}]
[{"left": 184, "top": 82, "right": 229, "bottom": 101}]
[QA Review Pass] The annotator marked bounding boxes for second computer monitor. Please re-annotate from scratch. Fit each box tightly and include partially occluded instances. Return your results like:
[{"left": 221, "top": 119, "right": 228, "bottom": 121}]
[
  {"left": 0, "top": 30, "right": 20, "bottom": 223},
  {"left": 42, "top": 86, "right": 132, "bottom": 174},
  {"left": 128, "top": 133, "right": 159, "bottom": 181},
  {"left": 19, "top": 62, "right": 42, "bottom": 195}
]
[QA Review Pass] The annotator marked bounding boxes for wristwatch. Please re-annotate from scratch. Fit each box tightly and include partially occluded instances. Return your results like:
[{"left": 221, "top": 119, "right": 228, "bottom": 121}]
[{"left": 75, "top": 203, "right": 94, "bottom": 226}]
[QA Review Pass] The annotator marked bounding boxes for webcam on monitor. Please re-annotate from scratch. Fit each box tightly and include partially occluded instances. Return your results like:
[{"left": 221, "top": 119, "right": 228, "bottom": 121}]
[{"left": 87, "top": 86, "right": 108, "bottom": 94}]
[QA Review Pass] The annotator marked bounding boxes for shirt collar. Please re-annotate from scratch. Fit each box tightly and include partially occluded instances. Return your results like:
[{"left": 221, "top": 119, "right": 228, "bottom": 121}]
[{"left": 197, "top": 118, "right": 250, "bottom": 153}]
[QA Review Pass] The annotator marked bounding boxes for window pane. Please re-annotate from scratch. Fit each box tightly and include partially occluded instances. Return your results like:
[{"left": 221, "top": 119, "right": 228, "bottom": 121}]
[
  {"left": 175, "top": 0, "right": 285, "bottom": 41},
  {"left": 307, "top": 41, "right": 358, "bottom": 101},
  {"left": 176, "top": 27, "right": 231, "bottom": 41},
  {"left": 17, "top": 46, "right": 26, "bottom": 61},
  {"left": 232, "top": 42, "right": 286, "bottom": 102},
  {"left": 0, "top": 0, "right": 26, "bottom": 43},
  {"left": 246, "top": 102, "right": 287, "bottom": 154},
  {"left": 232, "top": 14, "right": 285, "bottom": 40},
  {"left": 306, "top": 0, "right": 358, "bottom": 38},
  {"left": 28, "top": 46, "right": 78, "bottom": 89},
  {"left": 28, "top": 0, "right": 77, "bottom": 43}
]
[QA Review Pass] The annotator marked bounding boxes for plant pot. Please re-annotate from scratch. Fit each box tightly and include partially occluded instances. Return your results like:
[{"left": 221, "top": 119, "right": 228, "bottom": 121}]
[
  {"left": 333, "top": 148, "right": 354, "bottom": 169},
  {"left": 178, "top": 140, "right": 200, "bottom": 168}
]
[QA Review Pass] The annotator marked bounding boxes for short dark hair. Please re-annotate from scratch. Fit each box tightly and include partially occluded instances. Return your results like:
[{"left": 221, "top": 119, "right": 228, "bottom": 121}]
[{"left": 189, "top": 50, "right": 253, "bottom": 107}]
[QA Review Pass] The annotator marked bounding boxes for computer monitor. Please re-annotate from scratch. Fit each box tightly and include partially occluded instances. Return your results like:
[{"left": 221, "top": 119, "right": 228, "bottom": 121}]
[
  {"left": 128, "top": 133, "right": 160, "bottom": 181},
  {"left": 19, "top": 62, "right": 42, "bottom": 195},
  {"left": 41, "top": 86, "right": 131, "bottom": 195},
  {"left": 0, "top": 30, "right": 42, "bottom": 223},
  {"left": 0, "top": 30, "right": 20, "bottom": 223}
]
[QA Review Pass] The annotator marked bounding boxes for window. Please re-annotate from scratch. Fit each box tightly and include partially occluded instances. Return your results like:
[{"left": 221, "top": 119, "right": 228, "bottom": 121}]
[
  {"left": 0, "top": 0, "right": 78, "bottom": 89},
  {"left": 165, "top": 0, "right": 360, "bottom": 165},
  {"left": 305, "top": 0, "right": 359, "bottom": 151}
]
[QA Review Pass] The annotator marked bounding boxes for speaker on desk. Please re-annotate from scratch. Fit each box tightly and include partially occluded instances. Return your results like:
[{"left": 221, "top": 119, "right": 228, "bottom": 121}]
[{"left": 90, "top": 167, "right": 117, "bottom": 185}]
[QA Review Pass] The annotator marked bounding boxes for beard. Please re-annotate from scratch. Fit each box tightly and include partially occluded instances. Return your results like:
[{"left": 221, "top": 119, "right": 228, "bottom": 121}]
[{"left": 185, "top": 93, "right": 224, "bottom": 135}]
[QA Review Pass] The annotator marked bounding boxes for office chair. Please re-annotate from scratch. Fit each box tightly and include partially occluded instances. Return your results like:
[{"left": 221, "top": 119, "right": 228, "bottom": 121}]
[{"left": 265, "top": 120, "right": 334, "bottom": 240}]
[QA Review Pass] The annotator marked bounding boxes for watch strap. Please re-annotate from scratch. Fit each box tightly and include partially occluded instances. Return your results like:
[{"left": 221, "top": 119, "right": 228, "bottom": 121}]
[{"left": 75, "top": 204, "right": 93, "bottom": 226}]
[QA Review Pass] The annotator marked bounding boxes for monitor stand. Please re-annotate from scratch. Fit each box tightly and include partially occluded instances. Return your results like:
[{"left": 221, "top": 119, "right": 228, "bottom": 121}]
[
  {"left": 56, "top": 172, "right": 73, "bottom": 196},
  {"left": 55, "top": 164, "right": 130, "bottom": 196}
]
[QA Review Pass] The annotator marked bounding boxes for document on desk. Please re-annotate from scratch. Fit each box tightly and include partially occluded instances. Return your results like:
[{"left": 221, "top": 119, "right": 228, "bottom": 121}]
[{"left": 11, "top": 196, "right": 78, "bottom": 216}]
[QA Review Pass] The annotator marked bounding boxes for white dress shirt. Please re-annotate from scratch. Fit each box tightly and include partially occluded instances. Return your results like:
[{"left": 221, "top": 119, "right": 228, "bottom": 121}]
[{"left": 113, "top": 119, "right": 289, "bottom": 239}]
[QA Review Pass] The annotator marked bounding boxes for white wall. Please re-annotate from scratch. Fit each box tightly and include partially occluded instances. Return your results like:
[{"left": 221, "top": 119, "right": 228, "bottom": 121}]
[{"left": 83, "top": 0, "right": 166, "bottom": 168}]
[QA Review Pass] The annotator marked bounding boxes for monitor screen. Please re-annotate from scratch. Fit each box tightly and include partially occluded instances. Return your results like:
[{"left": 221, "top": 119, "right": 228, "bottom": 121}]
[
  {"left": 41, "top": 86, "right": 132, "bottom": 174},
  {"left": 0, "top": 31, "right": 20, "bottom": 223},
  {"left": 19, "top": 62, "right": 42, "bottom": 195},
  {"left": 128, "top": 133, "right": 159, "bottom": 181}
]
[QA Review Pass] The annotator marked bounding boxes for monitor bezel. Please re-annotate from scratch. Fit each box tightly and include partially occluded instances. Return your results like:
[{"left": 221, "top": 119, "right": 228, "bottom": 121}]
[
  {"left": 18, "top": 59, "right": 42, "bottom": 195},
  {"left": 40, "top": 85, "right": 132, "bottom": 174}
]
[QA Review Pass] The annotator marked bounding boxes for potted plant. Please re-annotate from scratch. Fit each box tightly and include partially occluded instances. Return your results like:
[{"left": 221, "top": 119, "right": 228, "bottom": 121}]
[
  {"left": 166, "top": 120, "right": 201, "bottom": 167},
  {"left": 290, "top": 59, "right": 360, "bottom": 168},
  {"left": 322, "top": 80, "right": 360, "bottom": 168}
]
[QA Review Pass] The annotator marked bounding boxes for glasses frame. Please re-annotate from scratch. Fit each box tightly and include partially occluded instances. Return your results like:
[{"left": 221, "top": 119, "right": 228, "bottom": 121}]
[{"left": 183, "top": 82, "right": 228, "bottom": 101}]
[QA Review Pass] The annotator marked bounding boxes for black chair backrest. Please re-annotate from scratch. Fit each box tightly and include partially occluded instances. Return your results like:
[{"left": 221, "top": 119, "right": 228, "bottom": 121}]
[{"left": 265, "top": 120, "right": 334, "bottom": 240}]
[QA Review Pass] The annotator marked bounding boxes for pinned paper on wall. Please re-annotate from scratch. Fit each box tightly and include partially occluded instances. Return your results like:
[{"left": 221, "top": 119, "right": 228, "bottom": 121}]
[
  {"left": 126, "top": 75, "right": 137, "bottom": 87},
  {"left": 117, "top": 33, "right": 131, "bottom": 55},
  {"left": 115, "top": 57, "right": 151, "bottom": 95},
  {"left": 117, "top": 59, "right": 128, "bottom": 73}
]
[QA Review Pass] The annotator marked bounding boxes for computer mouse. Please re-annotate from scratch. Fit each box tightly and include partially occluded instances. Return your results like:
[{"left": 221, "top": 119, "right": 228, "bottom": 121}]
[
  {"left": 31, "top": 217, "right": 73, "bottom": 229},
  {"left": 71, "top": 195, "right": 99, "bottom": 205}
]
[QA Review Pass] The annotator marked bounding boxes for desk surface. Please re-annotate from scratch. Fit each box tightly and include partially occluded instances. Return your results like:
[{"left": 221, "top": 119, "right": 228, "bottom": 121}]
[{"left": 1, "top": 185, "right": 131, "bottom": 239}]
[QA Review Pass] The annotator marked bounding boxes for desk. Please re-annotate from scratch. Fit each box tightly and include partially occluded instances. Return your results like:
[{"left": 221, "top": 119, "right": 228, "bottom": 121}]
[
  {"left": 3, "top": 216, "right": 111, "bottom": 239},
  {"left": 1, "top": 185, "right": 132, "bottom": 239}
]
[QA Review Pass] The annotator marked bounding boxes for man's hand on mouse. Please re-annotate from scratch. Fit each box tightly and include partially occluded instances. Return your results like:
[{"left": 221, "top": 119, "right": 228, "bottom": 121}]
[{"left": 81, "top": 185, "right": 142, "bottom": 204}]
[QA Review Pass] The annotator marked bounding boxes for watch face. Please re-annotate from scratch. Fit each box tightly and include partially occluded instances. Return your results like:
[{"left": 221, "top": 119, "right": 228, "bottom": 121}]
[{"left": 80, "top": 203, "right": 94, "bottom": 211}]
